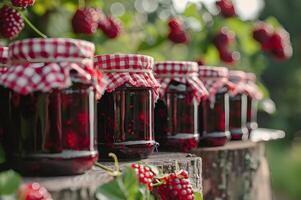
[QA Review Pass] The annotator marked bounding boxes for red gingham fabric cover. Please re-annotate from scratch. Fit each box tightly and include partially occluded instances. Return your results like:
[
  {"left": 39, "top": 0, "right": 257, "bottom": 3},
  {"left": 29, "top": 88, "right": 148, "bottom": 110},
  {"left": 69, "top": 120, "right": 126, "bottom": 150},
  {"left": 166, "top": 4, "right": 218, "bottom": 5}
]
[
  {"left": 0, "top": 38, "right": 106, "bottom": 98},
  {"left": 245, "top": 72, "right": 263, "bottom": 100},
  {"left": 228, "top": 70, "right": 248, "bottom": 96},
  {"left": 0, "top": 47, "right": 8, "bottom": 74},
  {"left": 154, "top": 61, "right": 208, "bottom": 103},
  {"left": 94, "top": 54, "right": 160, "bottom": 100},
  {"left": 199, "top": 66, "right": 234, "bottom": 100}
]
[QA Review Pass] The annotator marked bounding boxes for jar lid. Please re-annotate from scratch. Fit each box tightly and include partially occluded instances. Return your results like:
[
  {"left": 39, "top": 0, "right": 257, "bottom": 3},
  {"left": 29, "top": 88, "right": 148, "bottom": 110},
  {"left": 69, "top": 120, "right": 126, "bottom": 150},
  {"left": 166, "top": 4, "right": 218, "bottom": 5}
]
[
  {"left": 229, "top": 70, "right": 246, "bottom": 83},
  {"left": 198, "top": 66, "right": 234, "bottom": 100},
  {"left": 94, "top": 54, "right": 160, "bottom": 100},
  {"left": 95, "top": 54, "right": 154, "bottom": 71},
  {"left": 199, "top": 66, "right": 228, "bottom": 78},
  {"left": 9, "top": 38, "right": 95, "bottom": 64},
  {"left": 246, "top": 72, "right": 256, "bottom": 82},
  {"left": 245, "top": 72, "right": 263, "bottom": 100},
  {"left": 0, "top": 38, "right": 106, "bottom": 97},
  {"left": 0, "top": 47, "right": 8, "bottom": 67},
  {"left": 154, "top": 61, "right": 198, "bottom": 75},
  {"left": 229, "top": 70, "right": 248, "bottom": 96},
  {"left": 154, "top": 61, "right": 208, "bottom": 103}
]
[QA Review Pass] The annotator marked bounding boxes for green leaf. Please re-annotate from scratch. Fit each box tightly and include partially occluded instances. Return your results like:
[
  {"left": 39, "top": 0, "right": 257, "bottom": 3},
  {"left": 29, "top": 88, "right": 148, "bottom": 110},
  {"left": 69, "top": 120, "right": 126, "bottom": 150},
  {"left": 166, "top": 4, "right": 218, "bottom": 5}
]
[
  {"left": 137, "top": 36, "right": 166, "bottom": 51},
  {"left": 194, "top": 191, "right": 203, "bottom": 200},
  {"left": 0, "top": 170, "right": 22, "bottom": 195},
  {"left": 96, "top": 178, "right": 128, "bottom": 200},
  {"left": 122, "top": 167, "right": 139, "bottom": 200}
]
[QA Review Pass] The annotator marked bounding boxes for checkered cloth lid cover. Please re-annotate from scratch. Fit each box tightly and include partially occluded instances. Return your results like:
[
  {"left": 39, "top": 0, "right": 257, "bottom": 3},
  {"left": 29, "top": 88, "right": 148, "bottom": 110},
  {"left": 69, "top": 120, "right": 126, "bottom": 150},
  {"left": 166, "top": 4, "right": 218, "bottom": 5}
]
[
  {"left": 199, "top": 66, "right": 235, "bottom": 99},
  {"left": 94, "top": 54, "right": 160, "bottom": 100},
  {"left": 0, "top": 47, "right": 8, "bottom": 74},
  {"left": 228, "top": 70, "right": 248, "bottom": 96},
  {"left": 154, "top": 61, "right": 208, "bottom": 103},
  {"left": 245, "top": 72, "right": 263, "bottom": 100},
  {"left": 0, "top": 38, "right": 106, "bottom": 98}
]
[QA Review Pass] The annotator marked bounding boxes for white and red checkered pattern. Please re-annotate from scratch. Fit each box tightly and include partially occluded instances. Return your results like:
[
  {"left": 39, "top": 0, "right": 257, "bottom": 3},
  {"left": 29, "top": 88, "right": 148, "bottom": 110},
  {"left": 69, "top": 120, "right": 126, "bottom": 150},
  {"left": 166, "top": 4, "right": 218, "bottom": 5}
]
[
  {"left": 0, "top": 38, "right": 106, "bottom": 97},
  {"left": 245, "top": 72, "right": 263, "bottom": 100},
  {"left": 199, "top": 66, "right": 234, "bottom": 100},
  {"left": 229, "top": 70, "right": 248, "bottom": 96},
  {"left": 94, "top": 54, "right": 160, "bottom": 100},
  {"left": 0, "top": 47, "right": 8, "bottom": 68},
  {"left": 154, "top": 61, "right": 208, "bottom": 103}
]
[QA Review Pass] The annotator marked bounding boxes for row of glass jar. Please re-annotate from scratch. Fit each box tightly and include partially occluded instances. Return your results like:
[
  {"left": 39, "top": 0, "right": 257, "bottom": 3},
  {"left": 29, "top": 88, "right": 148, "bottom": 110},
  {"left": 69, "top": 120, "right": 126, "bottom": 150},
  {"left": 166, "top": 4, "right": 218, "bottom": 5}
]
[{"left": 0, "top": 38, "right": 262, "bottom": 176}]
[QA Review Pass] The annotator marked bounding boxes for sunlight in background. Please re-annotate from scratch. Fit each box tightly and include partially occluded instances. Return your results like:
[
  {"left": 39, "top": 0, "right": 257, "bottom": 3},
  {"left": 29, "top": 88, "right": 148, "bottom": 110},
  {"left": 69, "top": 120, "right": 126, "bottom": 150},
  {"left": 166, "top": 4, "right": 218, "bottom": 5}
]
[{"left": 172, "top": 0, "right": 264, "bottom": 20}]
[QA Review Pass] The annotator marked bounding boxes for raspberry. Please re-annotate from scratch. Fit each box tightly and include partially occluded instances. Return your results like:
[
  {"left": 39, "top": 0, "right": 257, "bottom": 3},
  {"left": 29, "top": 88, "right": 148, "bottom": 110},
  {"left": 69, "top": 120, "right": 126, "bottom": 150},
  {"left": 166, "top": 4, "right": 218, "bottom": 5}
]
[
  {"left": 157, "top": 171, "right": 195, "bottom": 200},
  {"left": 0, "top": 5, "right": 24, "bottom": 39},
  {"left": 268, "top": 29, "right": 292, "bottom": 60},
  {"left": 99, "top": 16, "right": 121, "bottom": 39},
  {"left": 131, "top": 163, "right": 155, "bottom": 190},
  {"left": 218, "top": 49, "right": 240, "bottom": 64},
  {"left": 72, "top": 8, "right": 101, "bottom": 35},
  {"left": 167, "top": 18, "right": 189, "bottom": 44},
  {"left": 18, "top": 182, "right": 52, "bottom": 200},
  {"left": 168, "top": 18, "right": 183, "bottom": 32},
  {"left": 11, "top": 0, "right": 35, "bottom": 8},
  {"left": 252, "top": 22, "right": 273, "bottom": 51},
  {"left": 216, "top": 0, "right": 236, "bottom": 18},
  {"left": 213, "top": 27, "right": 235, "bottom": 50}
]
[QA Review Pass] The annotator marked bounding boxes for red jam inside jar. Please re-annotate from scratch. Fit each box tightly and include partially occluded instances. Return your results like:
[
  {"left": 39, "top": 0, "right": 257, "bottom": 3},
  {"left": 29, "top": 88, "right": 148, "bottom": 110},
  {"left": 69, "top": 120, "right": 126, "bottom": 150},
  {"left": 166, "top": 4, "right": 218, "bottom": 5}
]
[
  {"left": 0, "top": 38, "right": 99, "bottom": 176},
  {"left": 247, "top": 96, "right": 258, "bottom": 133},
  {"left": 98, "top": 84, "right": 155, "bottom": 160},
  {"left": 199, "top": 88, "right": 230, "bottom": 147},
  {"left": 229, "top": 71, "right": 249, "bottom": 140},
  {"left": 95, "top": 54, "right": 158, "bottom": 160},
  {"left": 155, "top": 81, "right": 199, "bottom": 152},
  {"left": 154, "top": 61, "right": 207, "bottom": 152},
  {"left": 0, "top": 47, "right": 8, "bottom": 144}
]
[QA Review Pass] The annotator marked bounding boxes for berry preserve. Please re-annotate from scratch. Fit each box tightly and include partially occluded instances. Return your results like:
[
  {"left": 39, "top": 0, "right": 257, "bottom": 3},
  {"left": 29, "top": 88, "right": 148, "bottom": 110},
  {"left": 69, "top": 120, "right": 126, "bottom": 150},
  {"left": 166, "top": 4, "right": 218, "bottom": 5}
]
[
  {"left": 229, "top": 70, "right": 248, "bottom": 141},
  {"left": 198, "top": 66, "right": 232, "bottom": 147},
  {"left": 0, "top": 38, "right": 104, "bottom": 176},
  {"left": 95, "top": 54, "right": 159, "bottom": 160},
  {"left": 154, "top": 61, "right": 208, "bottom": 152},
  {"left": 0, "top": 47, "right": 8, "bottom": 144},
  {"left": 245, "top": 72, "right": 263, "bottom": 133}
]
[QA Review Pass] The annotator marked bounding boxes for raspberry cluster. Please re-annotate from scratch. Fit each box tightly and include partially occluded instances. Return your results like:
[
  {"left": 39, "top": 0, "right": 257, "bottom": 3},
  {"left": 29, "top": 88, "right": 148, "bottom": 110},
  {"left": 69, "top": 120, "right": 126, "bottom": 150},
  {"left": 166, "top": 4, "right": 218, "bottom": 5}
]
[
  {"left": 156, "top": 170, "right": 195, "bottom": 200},
  {"left": 18, "top": 183, "right": 52, "bottom": 200},
  {"left": 253, "top": 22, "right": 292, "bottom": 60},
  {"left": 0, "top": 5, "right": 24, "bottom": 39},
  {"left": 131, "top": 163, "right": 155, "bottom": 191},
  {"left": 71, "top": 8, "right": 121, "bottom": 39},
  {"left": 11, "top": 0, "right": 35, "bottom": 8},
  {"left": 167, "top": 18, "right": 189, "bottom": 44},
  {"left": 213, "top": 27, "right": 240, "bottom": 64},
  {"left": 216, "top": 0, "right": 236, "bottom": 18}
]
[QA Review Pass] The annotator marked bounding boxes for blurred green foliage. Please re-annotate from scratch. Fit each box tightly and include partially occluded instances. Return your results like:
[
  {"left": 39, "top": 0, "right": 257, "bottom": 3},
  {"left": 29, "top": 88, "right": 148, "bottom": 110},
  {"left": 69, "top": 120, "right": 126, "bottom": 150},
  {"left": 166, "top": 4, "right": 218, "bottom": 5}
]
[{"left": 260, "top": 0, "right": 301, "bottom": 199}]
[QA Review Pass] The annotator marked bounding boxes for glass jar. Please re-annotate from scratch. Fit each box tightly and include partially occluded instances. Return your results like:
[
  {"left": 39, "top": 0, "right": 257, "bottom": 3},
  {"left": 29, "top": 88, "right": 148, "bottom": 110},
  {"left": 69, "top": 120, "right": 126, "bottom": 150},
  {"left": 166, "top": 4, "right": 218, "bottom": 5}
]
[
  {"left": 0, "top": 47, "right": 8, "bottom": 144},
  {"left": 0, "top": 38, "right": 103, "bottom": 176},
  {"left": 245, "top": 72, "right": 262, "bottom": 133},
  {"left": 229, "top": 71, "right": 248, "bottom": 141},
  {"left": 198, "top": 66, "right": 230, "bottom": 147},
  {"left": 154, "top": 61, "right": 208, "bottom": 152},
  {"left": 95, "top": 54, "right": 159, "bottom": 160}
]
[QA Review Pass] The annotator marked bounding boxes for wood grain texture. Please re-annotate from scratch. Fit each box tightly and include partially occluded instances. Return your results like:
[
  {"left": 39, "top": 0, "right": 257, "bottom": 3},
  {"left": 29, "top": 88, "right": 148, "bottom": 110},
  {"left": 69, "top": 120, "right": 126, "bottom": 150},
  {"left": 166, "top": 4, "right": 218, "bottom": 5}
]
[{"left": 192, "top": 141, "right": 272, "bottom": 200}]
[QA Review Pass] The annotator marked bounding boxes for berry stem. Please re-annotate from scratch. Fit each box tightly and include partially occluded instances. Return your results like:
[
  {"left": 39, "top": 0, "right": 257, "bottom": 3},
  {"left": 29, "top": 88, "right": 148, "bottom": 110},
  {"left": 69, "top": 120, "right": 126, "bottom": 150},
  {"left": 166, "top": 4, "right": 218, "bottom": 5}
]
[{"left": 20, "top": 11, "right": 47, "bottom": 38}]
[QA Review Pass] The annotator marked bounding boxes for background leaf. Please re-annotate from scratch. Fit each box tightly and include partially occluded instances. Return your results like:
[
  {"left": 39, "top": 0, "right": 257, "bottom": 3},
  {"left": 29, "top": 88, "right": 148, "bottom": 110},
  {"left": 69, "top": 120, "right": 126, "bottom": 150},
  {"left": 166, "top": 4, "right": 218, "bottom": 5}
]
[{"left": 0, "top": 170, "right": 22, "bottom": 195}]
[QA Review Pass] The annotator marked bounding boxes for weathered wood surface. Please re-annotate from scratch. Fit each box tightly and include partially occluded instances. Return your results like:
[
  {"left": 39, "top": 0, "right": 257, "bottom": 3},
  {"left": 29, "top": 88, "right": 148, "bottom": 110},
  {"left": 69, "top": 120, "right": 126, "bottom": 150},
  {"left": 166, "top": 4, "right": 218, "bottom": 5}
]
[
  {"left": 192, "top": 141, "right": 272, "bottom": 200},
  {"left": 23, "top": 152, "right": 202, "bottom": 200}
]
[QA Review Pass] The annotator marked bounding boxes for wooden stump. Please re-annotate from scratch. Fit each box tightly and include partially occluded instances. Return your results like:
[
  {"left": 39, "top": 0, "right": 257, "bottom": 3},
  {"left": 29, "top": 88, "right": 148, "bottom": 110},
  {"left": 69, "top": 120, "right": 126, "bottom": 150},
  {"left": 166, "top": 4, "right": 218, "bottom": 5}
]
[
  {"left": 192, "top": 141, "right": 272, "bottom": 200},
  {"left": 23, "top": 152, "right": 202, "bottom": 200}
]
